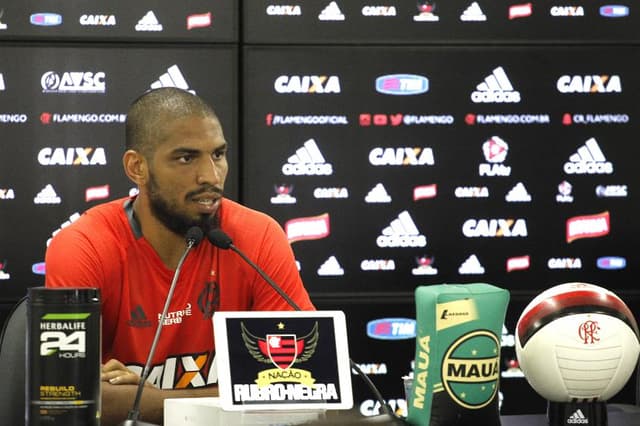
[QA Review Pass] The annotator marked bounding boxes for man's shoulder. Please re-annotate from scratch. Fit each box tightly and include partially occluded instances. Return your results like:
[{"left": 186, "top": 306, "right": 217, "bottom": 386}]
[
  {"left": 52, "top": 197, "right": 133, "bottom": 246},
  {"left": 219, "top": 198, "right": 283, "bottom": 243},
  {"left": 220, "top": 198, "right": 276, "bottom": 227}
]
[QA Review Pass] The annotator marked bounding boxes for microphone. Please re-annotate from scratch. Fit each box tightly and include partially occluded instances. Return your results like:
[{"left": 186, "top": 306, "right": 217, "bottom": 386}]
[
  {"left": 207, "top": 228, "right": 301, "bottom": 311},
  {"left": 119, "top": 226, "right": 204, "bottom": 426},
  {"left": 207, "top": 228, "right": 405, "bottom": 423}
]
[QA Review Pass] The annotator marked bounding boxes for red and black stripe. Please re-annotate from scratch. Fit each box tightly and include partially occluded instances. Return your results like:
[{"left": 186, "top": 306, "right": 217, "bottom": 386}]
[{"left": 517, "top": 290, "right": 639, "bottom": 347}]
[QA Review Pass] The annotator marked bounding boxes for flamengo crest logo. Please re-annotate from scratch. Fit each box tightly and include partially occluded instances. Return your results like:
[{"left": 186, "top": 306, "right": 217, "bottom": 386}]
[{"left": 241, "top": 321, "right": 319, "bottom": 386}]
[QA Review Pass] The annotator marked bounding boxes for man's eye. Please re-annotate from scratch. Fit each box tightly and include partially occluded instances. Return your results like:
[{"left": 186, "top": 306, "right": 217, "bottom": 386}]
[
  {"left": 178, "top": 155, "right": 193, "bottom": 163},
  {"left": 213, "top": 150, "right": 226, "bottom": 160}
]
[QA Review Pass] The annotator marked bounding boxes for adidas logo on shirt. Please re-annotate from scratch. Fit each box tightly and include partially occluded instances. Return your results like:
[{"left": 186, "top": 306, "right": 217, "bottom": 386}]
[
  {"left": 319, "top": 1, "right": 345, "bottom": 21},
  {"left": 282, "top": 138, "right": 333, "bottom": 176},
  {"left": 376, "top": 210, "right": 426, "bottom": 247},
  {"left": 34, "top": 184, "right": 61, "bottom": 204},
  {"left": 567, "top": 409, "right": 588, "bottom": 424},
  {"left": 127, "top": 305, "right": 152, "bottom": 328},
  {"left": 365, "top": 183, "right": 392, "bottom": 203},
  {"left": 150, "top": 64, "right": 195, "bottom": 94},
  {"left": 471, "top": 66, "right": 521, "bottom": 103},
  {"left": 564, "top": 137, "right": 613, "bottom": 175},
  {"left": 460, "top": 2, "right": 487, "bottom": 21}
]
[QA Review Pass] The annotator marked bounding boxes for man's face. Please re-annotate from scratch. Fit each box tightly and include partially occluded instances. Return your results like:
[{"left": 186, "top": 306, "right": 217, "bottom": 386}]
[{"left": 145, "top": 115, "right": 228, "bottom": 236}]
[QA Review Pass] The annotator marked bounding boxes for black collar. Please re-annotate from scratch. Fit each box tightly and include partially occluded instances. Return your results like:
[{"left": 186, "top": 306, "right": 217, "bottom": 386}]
[{"left": 123, "top": 197, "right": 143, "bottom": 239}]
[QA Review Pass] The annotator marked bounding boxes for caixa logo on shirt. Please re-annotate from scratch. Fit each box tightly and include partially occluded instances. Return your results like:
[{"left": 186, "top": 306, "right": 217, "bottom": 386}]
[{"left": 127, "top": 353, "right": 218, "bottom": 389}]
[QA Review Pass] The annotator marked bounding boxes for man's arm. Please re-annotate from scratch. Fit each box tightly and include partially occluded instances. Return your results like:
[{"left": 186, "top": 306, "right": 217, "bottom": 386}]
[
  {"left": 101, "top": 383, "right": 218, "bottom": 426},
  {"left": 100, "top": 359, "right": 218, "bottom": 426}
]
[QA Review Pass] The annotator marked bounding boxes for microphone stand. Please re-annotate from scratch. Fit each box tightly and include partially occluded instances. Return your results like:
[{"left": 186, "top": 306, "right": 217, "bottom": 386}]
[
  {"left": 119, "top": 228, "right": 203, "bottom": 426},
  {"left": 227, "top": 243, "right": 302, "bottom": 311}
]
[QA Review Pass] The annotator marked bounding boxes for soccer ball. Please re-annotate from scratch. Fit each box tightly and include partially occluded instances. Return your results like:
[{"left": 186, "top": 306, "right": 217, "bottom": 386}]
[{"left": 515, "top": 282, "right": 640, "bottom": 402}]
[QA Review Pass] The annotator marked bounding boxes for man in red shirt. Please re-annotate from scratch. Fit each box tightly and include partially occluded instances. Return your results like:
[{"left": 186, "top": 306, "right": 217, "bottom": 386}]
[{"left": 45, "top": 87, "right": 314, "bottom": 425}]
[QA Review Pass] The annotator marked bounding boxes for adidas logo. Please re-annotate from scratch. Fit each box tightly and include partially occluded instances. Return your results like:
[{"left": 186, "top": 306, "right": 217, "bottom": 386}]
[
  {"left": 365, "top": 183, "right": 392, "bottom": 203},
  {"left": 0, "top": 73, "right": 5, "bottom": 90},
  {"left": 127, "top": 305, "right": 152, "bottom": 328},
  {"left": 471, "top": 66, "right": 521, "bottom": 103},
  {"left": 460, "top": 2, "right": 487, "bottom": 21},
  {"left": 567, "top": 408, "right": 589, "bottom": 424},
  {"left": 317, "top": 255, "right": 344, "bottom": 276},
  {"left": 376, "top": 210, "right": 426, "bottom": 248},
  {"left": 459, "top": 254, "right": 485, "bottom": 274},
  {"left": 505, "top": 182, "right": 531, "bottom": 202},
  {"left": 319, "top": 1, "right": 345, "bottom": 21},
  {"left": 135, "top": 11, "right": 163, "bottom": 32},
  {"left": 150, "top": 64, "right": 195, "bottom": 94},
  {"left": 34, "top": 184, "right": 61, "bottom": 205},
  {"left": 563, "top": 137, "right": 613, "bottom": 175},
  {"left": 282, "top": 138, "right": 333, "bottom": 176}
]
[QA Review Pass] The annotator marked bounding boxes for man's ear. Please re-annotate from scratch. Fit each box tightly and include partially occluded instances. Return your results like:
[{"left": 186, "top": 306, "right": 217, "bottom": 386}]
[{"left": 123, "top": 150, "right": 148, "bottom": 186}]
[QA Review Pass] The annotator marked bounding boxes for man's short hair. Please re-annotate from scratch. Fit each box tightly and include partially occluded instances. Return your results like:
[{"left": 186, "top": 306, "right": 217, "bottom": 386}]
[{"left": 125, "top": 87, "right": 219, "bottom": 158}]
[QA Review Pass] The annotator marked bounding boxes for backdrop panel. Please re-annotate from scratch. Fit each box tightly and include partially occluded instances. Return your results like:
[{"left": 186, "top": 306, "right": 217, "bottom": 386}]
[
  {"left": 242, "top": 45, "right": 639, "bottom": 297},
  {"left": 0, "top": 44, "right": 238, "bottom": 300},
  {"left": 0, "top": 1, "right": 236, "bottom": 42},
  {"left": 243, "top": 0, "right": 638, "bottom": 44}
]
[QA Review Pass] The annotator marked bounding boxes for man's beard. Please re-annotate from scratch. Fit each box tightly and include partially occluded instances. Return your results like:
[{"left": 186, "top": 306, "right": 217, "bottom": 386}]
[{"left": 147, "top": 174, "right": 220, "bottom": 237}]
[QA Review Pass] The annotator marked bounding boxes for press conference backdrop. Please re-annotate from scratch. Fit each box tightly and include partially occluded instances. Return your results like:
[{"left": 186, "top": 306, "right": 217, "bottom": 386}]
[{"left": 0, "top": 0, "right": 638, "bottom": 418}]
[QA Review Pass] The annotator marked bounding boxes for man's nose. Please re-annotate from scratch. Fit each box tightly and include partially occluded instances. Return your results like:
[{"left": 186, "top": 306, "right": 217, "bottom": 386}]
[{"left": 196, "top": 157, "right": 222, "bottom": 185}]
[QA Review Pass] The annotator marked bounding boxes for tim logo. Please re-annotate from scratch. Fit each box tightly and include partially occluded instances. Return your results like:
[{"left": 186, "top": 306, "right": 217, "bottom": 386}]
[
  {"left": 241, "top": 322, "right": 318, "bottom": 386},
  {"left": 578, "top": 320, "right": 600, "bottom": 344}
]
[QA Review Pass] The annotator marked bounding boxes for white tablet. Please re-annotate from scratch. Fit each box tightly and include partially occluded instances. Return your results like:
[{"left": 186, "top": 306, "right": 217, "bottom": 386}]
[{"left": 213, "top": 310, "right": 353, "bottom": 411}]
